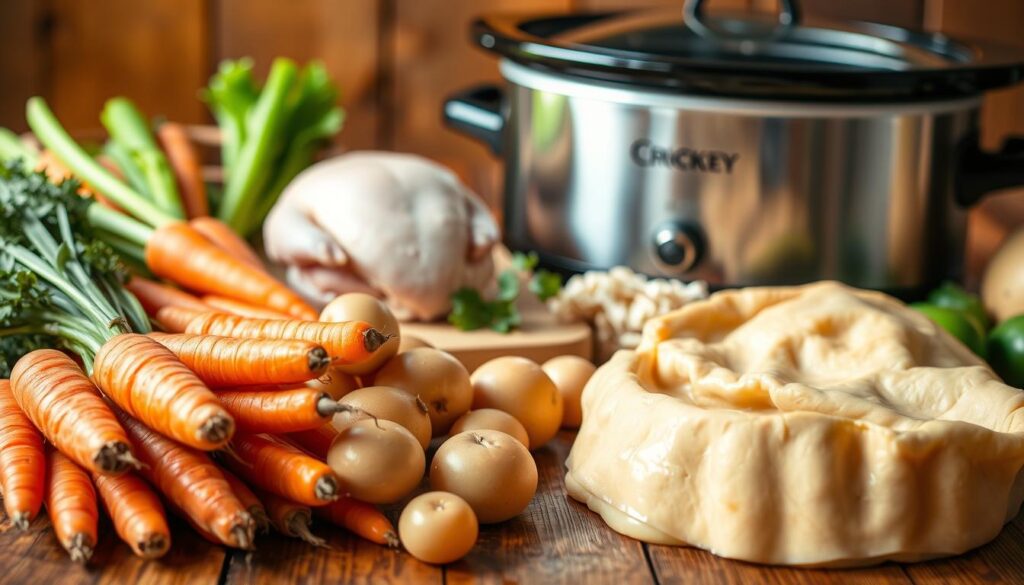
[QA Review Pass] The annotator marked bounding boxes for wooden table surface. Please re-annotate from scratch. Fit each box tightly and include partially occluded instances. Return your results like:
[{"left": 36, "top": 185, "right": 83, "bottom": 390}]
[{"left": 4, "top": 431, "right": 1024, "bottom": 584}]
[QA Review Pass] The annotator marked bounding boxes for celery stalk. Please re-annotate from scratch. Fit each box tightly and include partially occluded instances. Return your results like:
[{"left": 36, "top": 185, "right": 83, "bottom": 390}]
[
  {"left": 27, "top": 97, "right": 177, "bottom": 228},
  {"left": 204, "top": 59, "right": 259, "bottom": 181},
  {"left": 101, "top": 98, "right": 184, "bottom": 218},
  {"left": 216, "top": 58, "right": 298, "bottom": 231},
  {"left": 103, "top": 140, "right": 150, "bottom": 197},
  {"left": 234, "top": 61, "right": 344, "bottom": 235}
]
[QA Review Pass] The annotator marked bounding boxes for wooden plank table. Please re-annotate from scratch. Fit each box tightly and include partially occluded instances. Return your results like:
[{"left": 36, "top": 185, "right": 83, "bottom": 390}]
[{"left": 4, "top": 431, "right": 1024, "bottom": 584}]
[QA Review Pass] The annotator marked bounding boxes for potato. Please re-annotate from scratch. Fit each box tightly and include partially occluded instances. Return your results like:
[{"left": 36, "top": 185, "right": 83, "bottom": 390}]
[
  {"left": 449, "top": 409, "right": 529, "bottom": 448},
  {"left": 982, "top": 228, "right": 1024, "bottom": 323},
  {"left": 399, "top": 335, "right": 433, "bottom": 353},
  {"left": 320, "top": 293, "right": 400, "bottom": 375},
  {"left": 399, "top": 492, "right": 478, "bottom": 564},
  {"left": 470, "top": 357, "right": 563, "bottom": 449},
  {"left": 374, "top": 348, "right": 472, "bottom": 436},
  {"left": 307, "top": 368, "right": 361, "bottom": 400},
  {"left": 336, "top": 386, "right": 432, "bottom": 449},
  {"left": 542, "top": 356, "right": 596, "bottom": 429},
  {"left": 429, "top": 430, "right": 537, "bottom": 523},
  {"left": 327, "top": 419, "right": 424, "bottom": 504}
]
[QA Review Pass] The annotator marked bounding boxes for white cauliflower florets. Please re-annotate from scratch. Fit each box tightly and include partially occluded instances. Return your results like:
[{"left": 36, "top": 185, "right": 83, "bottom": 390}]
[{"left": 548, "top": 267, "right": 708, "bottom": 361}]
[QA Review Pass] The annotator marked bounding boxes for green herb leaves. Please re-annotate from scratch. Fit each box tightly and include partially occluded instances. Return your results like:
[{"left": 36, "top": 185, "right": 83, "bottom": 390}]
[
  {"left": 0, "top": 161, "right": 91, "bottom": 244},
  {"left": 529, "top": 270, "right": 562, "bottom": 302},
  {"left": 447, "top": 252, "right": 562, "bottom": 333}
]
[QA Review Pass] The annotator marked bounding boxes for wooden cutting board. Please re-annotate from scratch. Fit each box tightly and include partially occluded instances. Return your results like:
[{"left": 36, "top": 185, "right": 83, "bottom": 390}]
[{"left": 400, "top": 297, "right": 592, "bottom": 372}]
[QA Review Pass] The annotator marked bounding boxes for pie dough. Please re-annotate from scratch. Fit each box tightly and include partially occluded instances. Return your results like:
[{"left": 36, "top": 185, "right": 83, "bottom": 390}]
[{"left": 565, "top": 281, "right": 1024, "bottom": 567}]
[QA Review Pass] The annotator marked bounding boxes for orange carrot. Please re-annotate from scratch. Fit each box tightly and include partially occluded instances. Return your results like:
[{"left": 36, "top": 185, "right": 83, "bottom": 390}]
[
  {"left": 171, "top": 505, "right": 224, "bottom": 547},
  {"left": 145, "top": 221, "right": 316, "bottom": 319},
  {"left": 126, "top": 275, "right": 211, "bottom": 316},
  {"left": 92, "top": 471, "right": 171, "bottom": 559},
  {"left": 147, "top": 332, "right": 329, "bottom": 387},
  {"left": 189, "top": 216, "right": 264, "bottom": 271},
  {"left": 201, "top": 295, "right": 291, "bottom": 320},
  {"left": 222, "top": 433, "right": 338, "bottom": 506},
  {"left": 257, "top": 488, "right": 326, "bottom": 547},
  {"left": 162, "top": 309, "right": 387, "bottom": 367},
  {"left": 216, "top": 388, "right": 356, "bottom": 434},
  {"left": 115, "top": 409, "right": 254, "bottom": 549},
  {"left": 315, "top": 497, "right": 399, "bottom": 547},
  {"left": 157, "top": 122, "right": 208, "bottom": 219},
  {"left": 36, "top": 149, "right": 73, "bottom": 183},
  {"left": 152, "top": 304, "right": 213, "bottom": 333},
  {"left": 214, "top": 383, "right": 309, "bottom": 393},
  {"left": 282, "top": 424, "right": 339, "bottom": 460},
  {"left": 91, "top": 334, "right": 234, "bottom": 450},
  {"left": 219, "top": 466, "right": 269, "bottom": 533},
  {"left": 0, "top": 380, "right": 45, "bottom": 529},
  {"left": 44, "top": 448, "right": 98, "bottom": 563},
  {"left": 9, "top": 351, "right": 138, "bottom": 475}
]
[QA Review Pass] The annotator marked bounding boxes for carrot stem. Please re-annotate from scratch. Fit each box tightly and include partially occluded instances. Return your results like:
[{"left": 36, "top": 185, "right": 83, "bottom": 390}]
[
  {"left": 6, "top": 245, "right": 119, "bottom": 334},
  {"left": 93, "top": 229, "right": 149, "bottom": 272},
  {"left": 87, "top": 204, "right": 153, "bottom": 249},
  {"left": 26, "top": 209, "right": 130, "bottom": 332},
  {"left": 37, "top": 313, "right": 107, "bottom": 356},
  {"left": 97, "top": 276, "right": 150, "bottom": 334},
  {"left": 25, "top": 97, "right": 177, "bottom": 227}
]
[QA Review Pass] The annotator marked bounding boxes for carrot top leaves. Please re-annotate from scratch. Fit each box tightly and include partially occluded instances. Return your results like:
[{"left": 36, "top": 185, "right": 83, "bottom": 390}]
[{"left": 0, "top": 162, "right": 149, "bottom": 369}]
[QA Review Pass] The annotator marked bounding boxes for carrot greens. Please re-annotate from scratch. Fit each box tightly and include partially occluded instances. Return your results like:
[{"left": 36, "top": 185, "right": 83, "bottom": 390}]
[
  {"left": 26, "top": 97, "right": 177, "bottom": 228},
  {"left": 0, "top": 163, "right": 148, "bottom": 370}
]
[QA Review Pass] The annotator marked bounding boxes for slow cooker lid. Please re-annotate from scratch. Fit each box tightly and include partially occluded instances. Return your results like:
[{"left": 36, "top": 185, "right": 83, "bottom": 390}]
[{"left": 474, "top": 0, "right": 1024, "bottom": 100}]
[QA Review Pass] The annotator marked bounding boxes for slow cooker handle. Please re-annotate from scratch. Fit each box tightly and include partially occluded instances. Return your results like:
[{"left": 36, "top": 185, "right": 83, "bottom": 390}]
[
  {"left": 684, "top": 0, "right": 802, "bottom": 28},
  {"left": 443, "top": 84, "right": 505, "bottom": 156},
  {"left": 957, "top": 133, "right": 1024, "bottom": 206}
]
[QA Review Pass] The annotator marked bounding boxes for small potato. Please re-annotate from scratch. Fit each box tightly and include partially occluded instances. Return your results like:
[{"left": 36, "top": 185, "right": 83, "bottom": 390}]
[
  {"left": 449, "top": 409, "right": 529, "bottom": 448},
  {"left": 327, "top": 419, "right": 424, "bottom": 504},
  {"left": 321, "top": 293, "right": 400, "bottom": 375},
  {"left": 399, "top": 335, "right": 433, "bottom": 353},
  {"left": 430, "top": 430, "right": 537, "bottom": 524},
  {"left": 470, "top": 357, "right": 563, "bottom": 449},
  {"left": 307, "top": 367, "right": 361, "bottom": 400},
  {"left": 541, "top": 356, "right": 596, "bottom": 429},
  {"left": 336, "top": 386, "right": 432, "bottom": 449},
  {"left": 399, "top": 491, "right": 478, "bottom": 565},
  {"left": 374, "top": 348, "right": 472, "bottom": 436}
]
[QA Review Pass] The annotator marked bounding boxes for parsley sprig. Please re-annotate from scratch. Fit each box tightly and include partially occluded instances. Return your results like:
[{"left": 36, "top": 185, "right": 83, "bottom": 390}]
[{"left": 447, "top": 252, "right": 562, "bottom": 333}]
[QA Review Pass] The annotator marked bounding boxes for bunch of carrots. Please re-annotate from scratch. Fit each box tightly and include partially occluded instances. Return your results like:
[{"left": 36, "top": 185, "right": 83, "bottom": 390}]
[{"left": 0, "top": 93, "right": 395, "bottom": 563}]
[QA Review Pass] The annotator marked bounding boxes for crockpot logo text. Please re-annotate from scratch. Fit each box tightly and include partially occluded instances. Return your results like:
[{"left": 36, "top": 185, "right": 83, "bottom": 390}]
[{"left": 630, "top": 139, "right": 739, "bottom": 174}]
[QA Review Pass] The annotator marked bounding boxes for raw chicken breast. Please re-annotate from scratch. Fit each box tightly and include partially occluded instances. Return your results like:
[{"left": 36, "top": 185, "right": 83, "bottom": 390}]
[{"left": 263, "top": 152, "right": 499, "bottom": 321}]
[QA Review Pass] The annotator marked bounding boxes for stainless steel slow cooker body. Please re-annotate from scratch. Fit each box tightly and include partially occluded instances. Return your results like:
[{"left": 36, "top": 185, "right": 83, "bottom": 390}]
[
  {"left": 445, "top": 2, "right": 1024, "bottom": 294},
  {"left": 499, "top": 60, "right": 980, "bottom": 291}
]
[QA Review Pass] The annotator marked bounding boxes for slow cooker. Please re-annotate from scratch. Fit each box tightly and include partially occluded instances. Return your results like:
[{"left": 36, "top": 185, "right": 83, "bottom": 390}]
[{"left": 444, "top": 0, "right": 1024, "bottom": 296}]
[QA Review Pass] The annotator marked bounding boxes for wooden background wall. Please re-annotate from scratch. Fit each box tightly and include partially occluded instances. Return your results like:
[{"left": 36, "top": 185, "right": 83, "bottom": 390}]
[{"left": 1, "top": 0, "right": 1022, "bottom": 278}]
